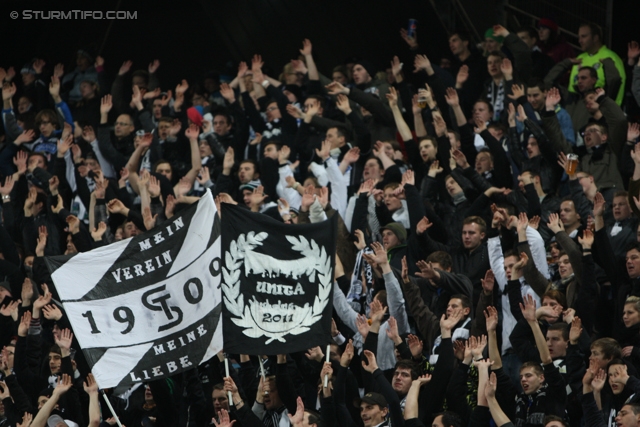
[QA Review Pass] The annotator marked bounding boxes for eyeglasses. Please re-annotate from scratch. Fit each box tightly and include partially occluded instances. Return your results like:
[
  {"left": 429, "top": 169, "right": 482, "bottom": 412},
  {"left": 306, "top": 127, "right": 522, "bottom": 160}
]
[
  {"left": 583, "top": 128, "right": 601, "bottom": 135},
  {"left": 115, "top": 122, "right": 132, "bottom": 127},
  {"left": 39, "top": 120, "right": 51, "bottom": 125},
  {"left": 266, "top": 106, "right": 278, "bottom": 112}
]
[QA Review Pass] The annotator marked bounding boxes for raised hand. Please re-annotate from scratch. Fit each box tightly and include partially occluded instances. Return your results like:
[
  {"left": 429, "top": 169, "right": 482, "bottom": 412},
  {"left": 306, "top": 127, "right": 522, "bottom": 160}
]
[
  {"left": 361, "top": 350, "right": 379, "bottom": 373},
  {"left": 100, "top": 94, "right": 113, "bottom": 115},
  {"left": 305, "top": 346, "right": 324, "bottom": 362},
  {"left": 484, "top": 306, "right": 499, "bottom": 331},
  {"left": 355, "top": 314, "right": 370, "bottom": 341},
  {"left": 481, "top": 269, "right": 495, "bottom": 295},
  {"left": 593, "top": 192, "right": 606, "bottom": 217},
  {"left": 400, "top": 27, "right": 418, "bottom": 49},
  {"left": 0, "top": 176, "right": 14, "bottom": 197},
  {"left": 546, "top": 212, "right": 564, "bottom": 233},
  {"left": 500, "top": 58, "right": 513, "bottom": 80},
  {"left": 519, "top": 294, "right": 537, "bottom": 322},
  {"left": 35, "top": 225, "right": 48, "bottom": 257},
  {"left": 91, "top": 221, "right": 107, "bottom": 242},
  {"left": 569, "top": 317, "right": 582, "bottom": 344},
  {"left": 325, "top": 81, "right": 349, "bottom": 95},
  {"left": 143, "top": 206, "right": 158, "bottom": 230},
  {"left": 14, "top": 129, "right": 36, "bottom": 146},
  {"left": 148, "top": 59, "right": 161, "bottom": 74},
  {"left": 53, "top": 374, "right": 73, "bottom": 396},
  {"left": 546, "top": 87, "right": 561, "bottom": 111},
  {"left": 385, "top": 316, "right": 401, "bottom": 344},
  {"left": 341, "top": 339, "right": 355, "bottom": 367},
  {"left": 369, "top": 299, "right": 387, "bottom": 324},
  {"left": 119, "top": 60, "right": 133, "bottom": 76},
  {"left": 407, "top": 334, "right": 423, "bottom": 358},
  {"left": 456, "top": 65, "right": 469, "bottom": 88},
  {"left": 413, "top": 54, "right": 432, "bottom": 73},
  {"left": 628, "top": 122, "right": 640, "bottom": 142},
  {"left": 83, "top": 373, "right": 99, "bottom": 394},
  {"left": 508, "top": 84, "right": 525, "bottom": 101},
  {"left": 386, "top": 86, "right": 399, "bottom": 107}
]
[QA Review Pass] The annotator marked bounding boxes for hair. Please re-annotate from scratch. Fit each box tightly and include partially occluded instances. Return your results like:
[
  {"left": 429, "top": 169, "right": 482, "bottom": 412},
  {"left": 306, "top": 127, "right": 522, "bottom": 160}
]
[
  {"left": 579, "top": 23, "right": 603, "bottom": 43},
  {"left": 366, "top": 156, "right": 384, "bottom": 170},
  {"left": 606, "top": 358, "right": 626, "bottom": 372},
  {"left": 450, "top": 294, "right": 472, "bottom": 310},
  {"left": 449, "top": 30, "right": 471, "bottom": 43},
  {"left": 304, "top": 176, "right": 320, "bottom": 188},
  {"left": 212, "top": 383, "right": 225, "bottom": 392},
  {"left": 487, "top": 50, "right": 506, "bottom": 60},
  {"left": 28, "top": 152, "right": 48, "bottom": 168},
  {"left": 614, "top": 191, "right": 629, "bottom": 200},
  {"left": 132, "top": 69, "right": 149, "bottom": 83},
  {"left": 578, "top": 66, "right": 598, "bottom": 80},
  {"left": 49, "top": 344, "right": 62, "bottom": 356},
  {"left": 306, "top": 409, "right": 323, "bottom": 427},
  {"left": 463, "top": 216, "right": 487, "bottom": 234},
  {"left": 306, "top": 94, "right": 325, "bottom": 105},
  {"left": 418, "top": 136, "right": 438, "bottom": 151},
  {"left": 487, "top": 122, "right": 507, "bottom": 134},
  {"left": 35, "top": 109, "right": 59, "bottom": 129},
  {"left": 623, "top": 403, "right": 640, "bottom": 415},
  {"left": 626, "top": 241, "right": 640, "bottom": 255},
  {"left": 542, "top": 289, "right": 567, "bottom": 310},
  {"left": 522, "top": 169, "right": 541, "bottom": 180},
  {"left": 517, "top": 26, "right": 538, "bottom": 40},
  {"left": 394, "top": 360, "right": 419, "bottom": 379},
  {"left": 426, "top": 251, "right": 453, "bottom": 271},
  {"left": 527, "top": 78, "right": 548, "bottom": 92},
  {"left": 158, "top": 116, "right": 174, "bottom": 125},
  {"left": 330, "top": 126, "right": 349, "bottom": 141},
  {"left": 374, "top": 290, "right": 387, "bottom": 308},
  {"left": 262, "top": 140, "right": 282, "bottom": 151},
  {"left": 332, "top": 65, "right": 348, "bottom": 78},
  {"left": 474, "top": 98, "right": 494, "bottom": 113},
  {"left": 433, "top": 411, "right": 463, "bottom": 427},
  {"left": 239, "top": 158, "right": 259, "bottom": 172},
  {"left": 503, "top": 249, "right": 520, "bottom": 261},
  {"left": 585, "top": 121, "right": 608, "bottom": 136},
  {"left": 547, "top": 322, "right": 570, "bottom": 341},
  {"left": 520, "top": 361, "right": 544, "bottom": 376},
  {"left": 543, "top": 415, "right": 568, "bottom": 427},
  {"left": 383, "top": 182, "right": 401, "bottom": 192},
  {"left": 625, "top": 296, "right": 640, "bottom": 313},
  {"left": 447, "top": 129, "right": 461, "bottom": 142},
  {"left": 591, "top": 337, "right": 622, "bottom": 359}
]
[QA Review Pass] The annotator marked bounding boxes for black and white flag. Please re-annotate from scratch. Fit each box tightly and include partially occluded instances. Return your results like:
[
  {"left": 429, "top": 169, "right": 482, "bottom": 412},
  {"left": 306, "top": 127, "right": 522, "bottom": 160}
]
[
  {"left": 221, "top": 204, "right": 337, "bottom": 355},
  {"left": 45, "top": 191, "right": 223, "bottom": 388}
]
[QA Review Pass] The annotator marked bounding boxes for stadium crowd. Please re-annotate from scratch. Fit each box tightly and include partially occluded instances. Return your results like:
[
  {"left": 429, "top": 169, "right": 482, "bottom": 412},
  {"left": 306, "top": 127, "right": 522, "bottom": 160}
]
[{"left": 2, "top": 15, "right": 640, "bottom": 427}]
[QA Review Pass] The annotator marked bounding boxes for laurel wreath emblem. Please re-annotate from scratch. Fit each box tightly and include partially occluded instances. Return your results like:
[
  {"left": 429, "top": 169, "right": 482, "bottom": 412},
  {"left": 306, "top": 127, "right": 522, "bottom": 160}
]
[{"left": 222, "top": 231, "right": 332, "bottom": 344}]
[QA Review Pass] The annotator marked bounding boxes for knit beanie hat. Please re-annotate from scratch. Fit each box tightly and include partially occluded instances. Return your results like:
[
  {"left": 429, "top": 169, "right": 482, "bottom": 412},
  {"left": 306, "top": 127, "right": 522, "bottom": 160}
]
[
  {"left": 187, "top": 106, "right": 204, "bottom": 127},
  {"left": 485, "top": 28, "right": 504, "bottom": 43},
  {"left": 380, "top": 222, "right": 407, "bottom": 244},
  {"left": 354, "top": 59, "right": 377, "bottom": 80}
]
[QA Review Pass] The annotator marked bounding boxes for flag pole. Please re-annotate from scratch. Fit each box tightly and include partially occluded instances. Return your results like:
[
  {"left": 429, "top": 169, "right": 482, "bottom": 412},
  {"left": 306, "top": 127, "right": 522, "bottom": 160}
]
[
  {"left": 323, "top": 344, "right": 330, "bottom": 387},
  {"left": 224, "top": 357, "right": 233, "bottom": 405},
  {"left": 101, "top": 391, "right": 124, "bottom": 427}
]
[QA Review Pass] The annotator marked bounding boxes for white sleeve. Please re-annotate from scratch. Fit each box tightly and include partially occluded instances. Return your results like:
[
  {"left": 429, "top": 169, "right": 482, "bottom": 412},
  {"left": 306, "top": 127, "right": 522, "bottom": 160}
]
[
  {"left": 332, "top": 282, "right": 358, "bottom": 333},
  {"left": 525, "top": 226, "right": 550, "bottom": 279},
  {"left": 488, "top": 236, "right": 507, "bottom": 292},
  {"left": 64, "top": 150, "right": 77, "bottom": 192},
  {"left": 324, "top": 158, "right": 348, "bottom": 220},
  {"left": 276, "top": 165, "right": 302, "bottom": 209},
  {"left": 90, "top": 139, "right": 117, "bottom": 179},
  {"left": 344, "top": 196, "right": 357, "bottom": 233},
  {"left": 309, "top": 162, "right": 329, "bottom": 186},
  {"left": 309, "top": 199, "right": 328, "bottom": 223},
  {"left": 383, "top": 271, "right": 410, "bottom": 335}
]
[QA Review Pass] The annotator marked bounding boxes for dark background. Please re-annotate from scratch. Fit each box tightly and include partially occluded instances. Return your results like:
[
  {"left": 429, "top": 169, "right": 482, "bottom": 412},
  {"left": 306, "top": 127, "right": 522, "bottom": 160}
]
[{"left": 0, "top": 0, "right": 634, "bottom": 90}]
